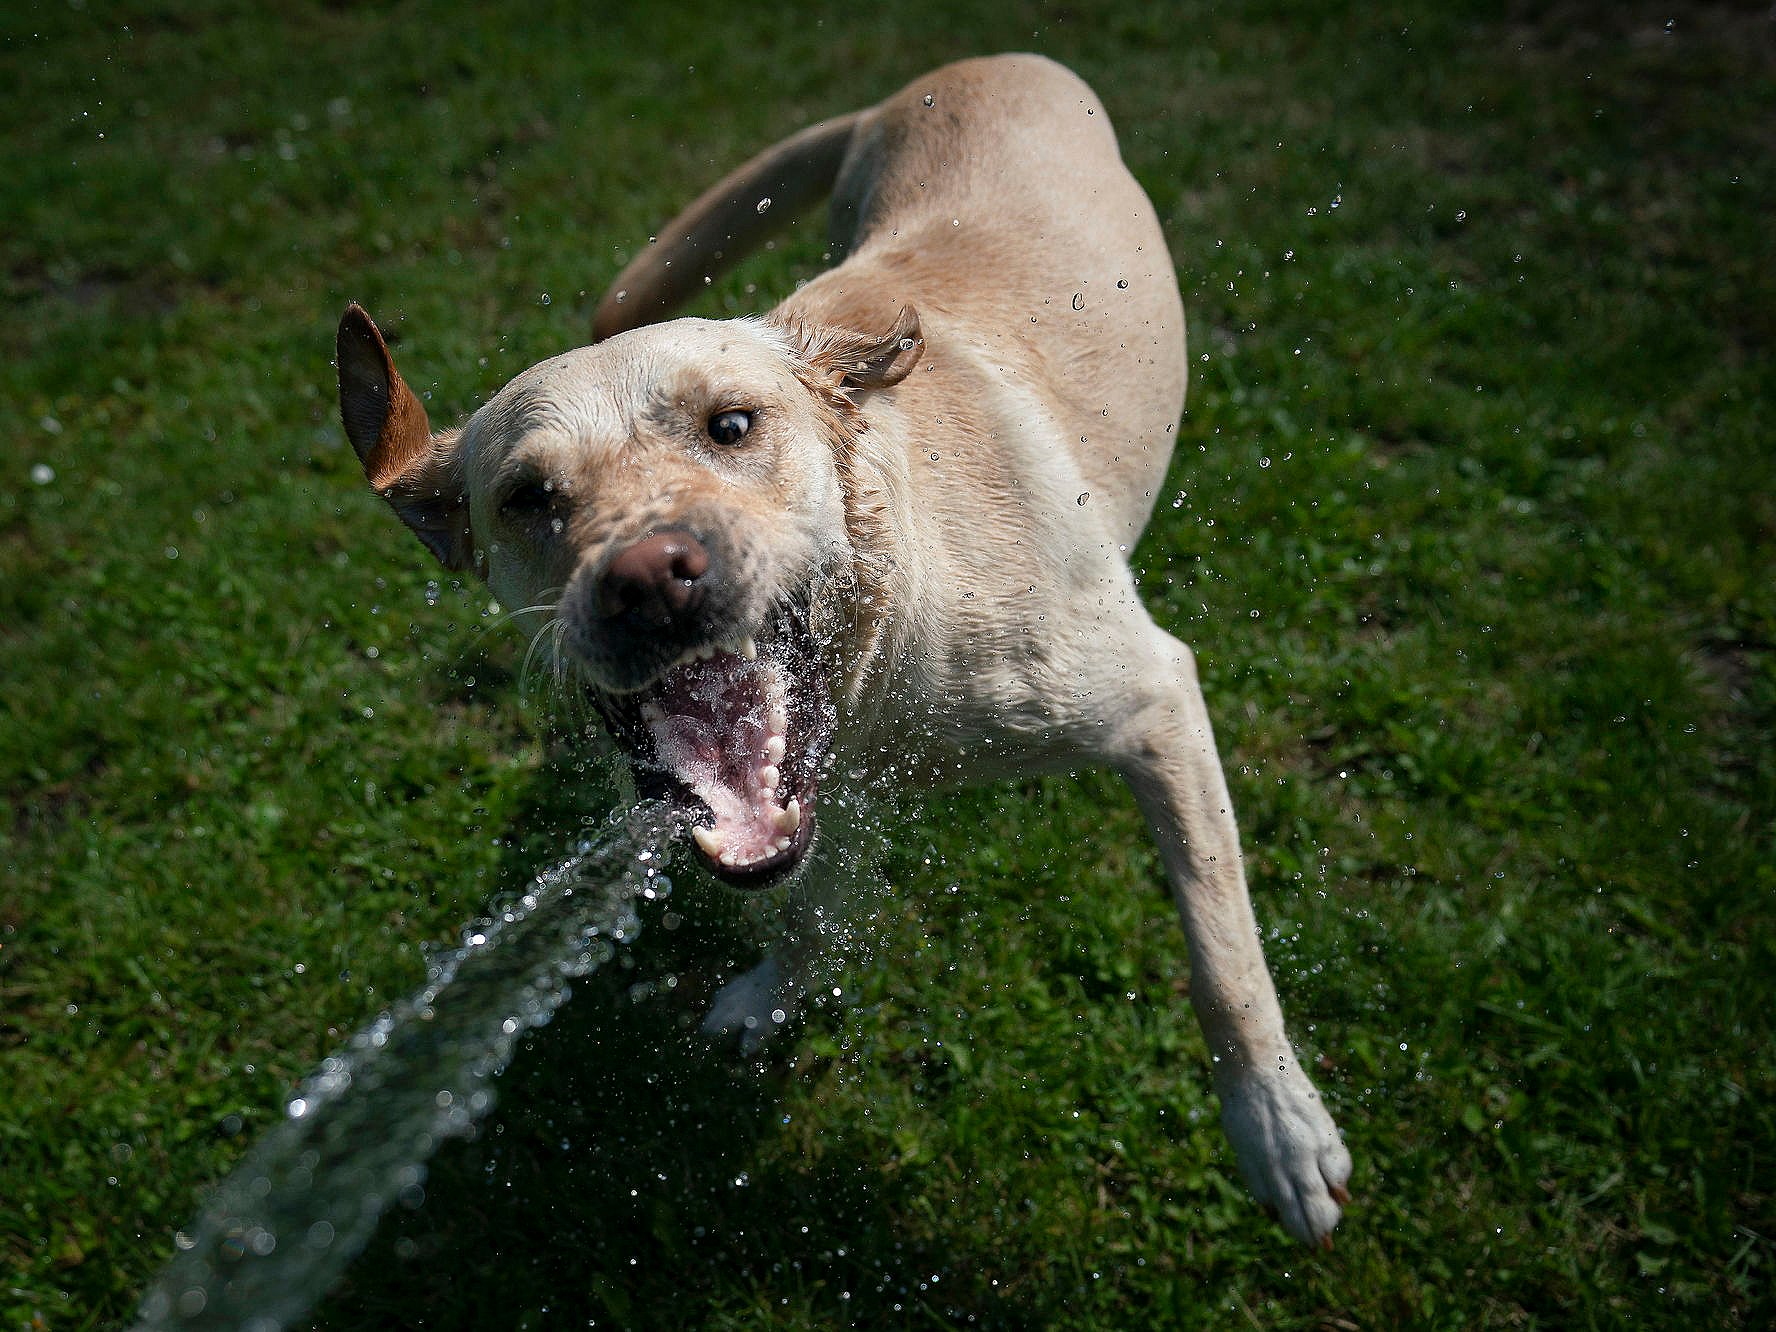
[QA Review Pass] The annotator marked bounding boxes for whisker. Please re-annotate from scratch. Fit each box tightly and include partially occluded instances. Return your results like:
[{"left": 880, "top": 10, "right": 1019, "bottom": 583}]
[
  {"left": 458, "top": 593, "right": 564, "bottom": 667},
  {"left": 518, "top": 613, "right": 561, "bottom": 708},
  {"left": 533, "top": 616, "right": 588, "bottom": 736},
  {"left": 497, "top": 595, "right": 563, "bottom": 634}
]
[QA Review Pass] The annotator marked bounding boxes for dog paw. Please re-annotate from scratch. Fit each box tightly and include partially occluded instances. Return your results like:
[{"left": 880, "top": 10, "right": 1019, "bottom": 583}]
[
  {"left": 1217, "top": 1065, "right": 1352, "bottom": 1247},
  {"left": 700, "top": 955, "right": 803, "bottom": 1055}
]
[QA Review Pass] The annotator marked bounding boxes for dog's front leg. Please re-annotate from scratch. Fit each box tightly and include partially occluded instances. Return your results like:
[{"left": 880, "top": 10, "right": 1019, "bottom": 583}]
[
  {"left": 700, "top": 950, "right": 805, "bottom": 1055},
  {"left": 1107, "top": 624, "right": 1352, "bottom": 1245},
  {"left": 700, "top": 818, "right": 878, "bottom": 1055}
]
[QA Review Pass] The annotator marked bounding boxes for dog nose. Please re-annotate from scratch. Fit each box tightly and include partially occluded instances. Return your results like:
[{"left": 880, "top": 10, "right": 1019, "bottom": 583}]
[{"left": 598, "top": 530, "right": 711, "bottom": 624}]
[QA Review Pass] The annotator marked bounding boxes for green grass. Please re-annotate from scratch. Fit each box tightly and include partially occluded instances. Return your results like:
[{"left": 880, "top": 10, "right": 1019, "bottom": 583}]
[{"left": 4, "top": 1, "right": 1773, "bottom": 1327}]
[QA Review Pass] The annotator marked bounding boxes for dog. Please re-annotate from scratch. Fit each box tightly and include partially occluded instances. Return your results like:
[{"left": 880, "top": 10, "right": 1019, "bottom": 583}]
[{"left": 334, "top": 53, "right": 1352, "bottom": 1245}]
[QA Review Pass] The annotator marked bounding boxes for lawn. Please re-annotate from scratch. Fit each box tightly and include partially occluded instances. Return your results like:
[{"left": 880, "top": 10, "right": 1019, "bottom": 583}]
[{"left": 3, "top": 0, "right": 1773, "bottom": 1327}]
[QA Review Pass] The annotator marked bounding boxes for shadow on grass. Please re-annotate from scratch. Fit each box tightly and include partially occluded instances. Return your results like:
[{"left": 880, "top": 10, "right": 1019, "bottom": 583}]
[{"left": 307, "top": 739, "right": 1014, "bottom": 1331}]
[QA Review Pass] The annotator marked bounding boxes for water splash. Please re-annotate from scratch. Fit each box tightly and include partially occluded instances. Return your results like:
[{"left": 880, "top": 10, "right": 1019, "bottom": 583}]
[{"left": 132, "top": 800, "right": 683, "bottom": 1332}]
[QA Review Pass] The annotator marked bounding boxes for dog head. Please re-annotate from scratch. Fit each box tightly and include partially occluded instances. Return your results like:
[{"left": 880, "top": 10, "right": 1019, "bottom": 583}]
[{"left": 336, "top": 303, "right": 920, "bottom": 884}]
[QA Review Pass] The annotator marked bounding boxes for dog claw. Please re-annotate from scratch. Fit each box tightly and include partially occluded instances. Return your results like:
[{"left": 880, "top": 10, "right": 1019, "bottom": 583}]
[
  {"left": 1320, "top": 1234, "right": 1333, "bottom": 1253},
  {"left": 1330, "top": 1183, "right": 1351, "bottom": 1207},
  {"left": 738, "top": 635, "right": 757, "bottom": 661}
]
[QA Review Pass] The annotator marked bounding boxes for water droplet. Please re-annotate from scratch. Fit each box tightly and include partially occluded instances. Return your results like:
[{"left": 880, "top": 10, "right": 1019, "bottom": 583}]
[
  {"left": 1071, "top": 292, "right": 1084, "bottom": 310},
  {"left": 756, "top": 196, "right": 772, "bottom": 214},
  {"left": 1076, "top": 492, "right": 1090, "bottom": 506},
  {"left": 30, "top": 463, "right": 55, "bottom": 485},
  {"left": 538, "top": 292, "right": 551, "bottom": 306},
  {"left": 922, "top": 93, "right": 935, "bottom": 107},
  {"left": 1116, "top": 278, "right": 1128, "bottom": 289}
]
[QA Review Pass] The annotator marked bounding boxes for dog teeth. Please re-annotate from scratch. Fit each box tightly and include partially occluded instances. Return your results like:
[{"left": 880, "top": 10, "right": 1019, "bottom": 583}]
[
  {"left": 758, "top": 764, "right": 780, "bottom": 792},
  {"left": 696, "top": 823, "right": 793, "bottom": 869},
  {"left": 764, "top": 734, "right": 786, "bottom": 762},
  {"left": 671, "top": 639, "right": 754, "bottom": 668},
  {"left": 774, "top": 798, "right": 801, "bottom": 834}
]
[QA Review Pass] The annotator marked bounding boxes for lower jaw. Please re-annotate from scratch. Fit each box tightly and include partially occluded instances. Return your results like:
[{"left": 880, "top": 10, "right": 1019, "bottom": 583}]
[
  {"left": 626, "top": 767, "right": 812, "bottom": 886},
  {"left": 692, "top": 791, "right": 818, "bottom": 888},
  {"left": 702, "top": 850, "right": 804, "bottom": 888}
]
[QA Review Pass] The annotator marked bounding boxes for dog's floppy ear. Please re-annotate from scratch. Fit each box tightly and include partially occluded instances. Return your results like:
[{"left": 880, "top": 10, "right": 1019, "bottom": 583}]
[
  {"left": 783, "top": 305, "right": 923, "bottom": 391},
  {"left": 336, "top": 304, "right": 473, "bottom": 572}
]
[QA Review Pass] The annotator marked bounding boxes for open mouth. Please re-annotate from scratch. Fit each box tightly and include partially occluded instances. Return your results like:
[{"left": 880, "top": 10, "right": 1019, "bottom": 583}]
[{"left": 596, "top": 611, "right": 833, "bottom": 886}]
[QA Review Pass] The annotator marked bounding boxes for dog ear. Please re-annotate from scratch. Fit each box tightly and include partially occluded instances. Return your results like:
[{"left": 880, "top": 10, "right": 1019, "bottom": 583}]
[
  {"left": 336, "top": 304, "right": 473, "bottom": 572},
  {"left": 785, "top": 305, "right": 923, "bottom": 391}
]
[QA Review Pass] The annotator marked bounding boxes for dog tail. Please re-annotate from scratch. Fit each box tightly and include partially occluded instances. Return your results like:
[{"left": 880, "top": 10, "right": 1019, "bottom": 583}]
[{"left": 592, "top": 109, "right": 866, "bottom": 342}]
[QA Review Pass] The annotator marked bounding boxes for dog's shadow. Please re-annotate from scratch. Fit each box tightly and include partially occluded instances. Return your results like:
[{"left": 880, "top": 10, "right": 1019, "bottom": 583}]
[{"left": 307, "top": 736, "right": 1016, "bottom": 1331}]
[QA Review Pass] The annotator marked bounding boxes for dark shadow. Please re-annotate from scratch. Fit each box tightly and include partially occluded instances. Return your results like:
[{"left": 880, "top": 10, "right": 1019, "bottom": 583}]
[{"left": 305, "top": 735, "right": 1032, "bottom": 1331}]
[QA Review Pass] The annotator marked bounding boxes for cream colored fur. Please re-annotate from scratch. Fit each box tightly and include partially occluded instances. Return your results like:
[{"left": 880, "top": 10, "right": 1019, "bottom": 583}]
[{"left": 338, "top": 54, "right": 1351, "bottom": 1245}]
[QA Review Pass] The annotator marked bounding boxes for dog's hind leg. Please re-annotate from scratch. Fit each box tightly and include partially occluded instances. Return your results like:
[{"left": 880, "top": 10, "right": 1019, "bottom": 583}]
[{"left": 1095, "top": 617, "right": 1353, "bottom": 1246}]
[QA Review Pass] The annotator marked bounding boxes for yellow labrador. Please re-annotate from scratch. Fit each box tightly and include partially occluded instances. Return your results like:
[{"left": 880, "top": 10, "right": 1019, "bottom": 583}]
[{"left": 336, "top": 54, "right": 1351, "bottom": 1244}]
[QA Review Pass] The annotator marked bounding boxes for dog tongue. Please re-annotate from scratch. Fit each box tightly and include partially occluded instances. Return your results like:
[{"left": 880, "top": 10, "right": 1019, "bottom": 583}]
[{"left": 643, "top": 653, "right": 801, "bottom": 870}]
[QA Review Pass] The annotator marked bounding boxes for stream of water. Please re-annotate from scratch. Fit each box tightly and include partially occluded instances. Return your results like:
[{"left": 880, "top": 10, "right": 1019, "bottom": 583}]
[{"left": 130, "top": 799, "right": 683, "bottom": 1331}]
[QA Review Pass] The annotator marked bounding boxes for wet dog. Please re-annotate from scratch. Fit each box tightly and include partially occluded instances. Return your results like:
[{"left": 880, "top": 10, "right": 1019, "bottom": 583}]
[{"left": 335, "top": 54, "right": 1351, "bottom": 1244}]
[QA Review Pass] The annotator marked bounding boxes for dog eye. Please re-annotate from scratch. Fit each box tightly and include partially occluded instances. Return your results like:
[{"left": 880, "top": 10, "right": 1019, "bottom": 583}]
[
  {"left": 706, "top": 409, "right": 752, "bottom": 446},
  {"left": 499, "top": 479, "right": 559, "bottom": 516}
]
